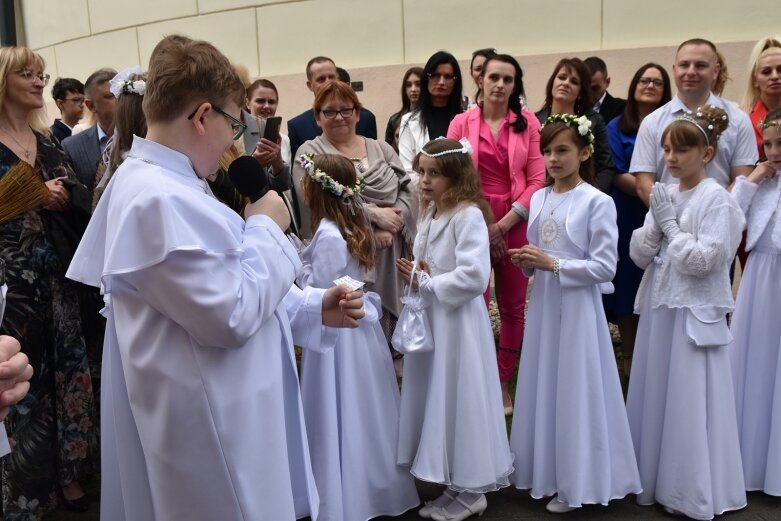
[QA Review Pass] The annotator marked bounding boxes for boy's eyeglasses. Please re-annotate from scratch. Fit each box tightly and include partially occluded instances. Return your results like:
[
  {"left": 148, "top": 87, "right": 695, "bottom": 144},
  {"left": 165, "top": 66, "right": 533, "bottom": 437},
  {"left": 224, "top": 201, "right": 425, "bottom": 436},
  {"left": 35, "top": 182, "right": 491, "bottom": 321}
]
[{"left": 187, "top": 104, "right": 247, "bottom": 140}]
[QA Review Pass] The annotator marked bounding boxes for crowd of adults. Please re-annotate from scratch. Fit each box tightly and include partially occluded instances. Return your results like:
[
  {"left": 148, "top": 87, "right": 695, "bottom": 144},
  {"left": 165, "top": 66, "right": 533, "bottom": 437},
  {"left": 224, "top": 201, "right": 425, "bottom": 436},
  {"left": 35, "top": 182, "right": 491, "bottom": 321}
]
[{"left": 0, "top": 32, "right": 778, "bottom": 520}]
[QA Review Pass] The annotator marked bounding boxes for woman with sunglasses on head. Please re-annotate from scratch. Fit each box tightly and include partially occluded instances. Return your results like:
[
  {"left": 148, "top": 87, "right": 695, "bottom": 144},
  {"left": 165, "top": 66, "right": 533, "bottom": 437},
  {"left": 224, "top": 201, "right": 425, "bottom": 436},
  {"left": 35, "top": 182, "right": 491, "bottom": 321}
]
[
  {"left": 447, "top": 54, "right": 546, "bottom": 415},
  {"left": 603, "top": 63, "right": 672, "bottom": 378},
  {"left": 398, "top": 51, "right": 464, "bottom": 186},
  {"left": 292, "top": 80, "right": 416, "bottom": 348},
  {"left": 385, "top": 67, "right": 423, "bottom": 151},
  {"left": 0, "top": 46, "right": 97, "bottom": 518},
  {"left": 536, "top": 58, "right": 616, "bottom": 193}
]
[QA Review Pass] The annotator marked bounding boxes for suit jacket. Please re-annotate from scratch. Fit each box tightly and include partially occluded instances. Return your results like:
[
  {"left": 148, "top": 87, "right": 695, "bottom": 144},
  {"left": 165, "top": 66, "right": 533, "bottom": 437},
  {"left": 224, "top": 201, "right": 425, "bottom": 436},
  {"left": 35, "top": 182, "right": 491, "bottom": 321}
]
[
  {"left": 50, "top": 119, "right": 72, "bottom": 144},
  {"left": 447, "top": 108, "right": 546, "bottom": 211},
  {"left": 62, "top": 125, "right": 102, "bottom": 192},
  {"left": 287, "top": 108, "right": 377, "bottom": 160},
  {"left": 597, "top": 92, "right": 626, "bottom": 125}
]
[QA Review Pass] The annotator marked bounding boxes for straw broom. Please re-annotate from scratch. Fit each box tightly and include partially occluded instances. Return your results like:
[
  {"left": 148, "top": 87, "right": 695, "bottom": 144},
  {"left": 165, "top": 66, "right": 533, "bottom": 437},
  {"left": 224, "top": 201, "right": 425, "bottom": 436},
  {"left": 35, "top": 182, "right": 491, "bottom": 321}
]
[{"left": 0, "top": 161, "right": 51, "bottom": 223}]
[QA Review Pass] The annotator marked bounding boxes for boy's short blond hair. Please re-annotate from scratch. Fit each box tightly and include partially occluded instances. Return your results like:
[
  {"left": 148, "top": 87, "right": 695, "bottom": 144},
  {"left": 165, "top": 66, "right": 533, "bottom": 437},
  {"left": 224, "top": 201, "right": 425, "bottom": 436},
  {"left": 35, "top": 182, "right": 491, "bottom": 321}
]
[{"left": 143, "top": 35, "right": 245, "bottom": 123}]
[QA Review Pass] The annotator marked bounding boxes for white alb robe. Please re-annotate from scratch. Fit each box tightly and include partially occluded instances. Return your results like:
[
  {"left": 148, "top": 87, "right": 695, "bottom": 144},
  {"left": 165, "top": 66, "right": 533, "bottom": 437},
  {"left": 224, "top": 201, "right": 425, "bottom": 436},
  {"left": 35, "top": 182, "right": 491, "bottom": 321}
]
[{"left": 67, "top": 136, "right": 328, "bottom": 521}]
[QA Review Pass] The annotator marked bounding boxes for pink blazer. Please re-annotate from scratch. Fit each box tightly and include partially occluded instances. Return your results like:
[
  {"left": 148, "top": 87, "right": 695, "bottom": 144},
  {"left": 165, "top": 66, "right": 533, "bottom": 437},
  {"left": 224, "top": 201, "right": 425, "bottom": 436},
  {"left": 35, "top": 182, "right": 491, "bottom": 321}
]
[{"left": 447, "top": 108, "right": 546, "bottom": 211}]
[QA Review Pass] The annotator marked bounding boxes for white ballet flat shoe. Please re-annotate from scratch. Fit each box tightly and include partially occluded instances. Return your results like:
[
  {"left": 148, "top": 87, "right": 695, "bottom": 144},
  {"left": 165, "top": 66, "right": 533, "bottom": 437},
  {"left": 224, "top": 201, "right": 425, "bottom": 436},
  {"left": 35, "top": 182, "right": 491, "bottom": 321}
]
[
  {"left": 545, "top": 496, "right": 578, "bottom": 514},
  {"left": 431, "top": 494, "right": 487, "bottom": 521},
  {"left": 664, "top": 505, "right": 684, "bottom": 516}
]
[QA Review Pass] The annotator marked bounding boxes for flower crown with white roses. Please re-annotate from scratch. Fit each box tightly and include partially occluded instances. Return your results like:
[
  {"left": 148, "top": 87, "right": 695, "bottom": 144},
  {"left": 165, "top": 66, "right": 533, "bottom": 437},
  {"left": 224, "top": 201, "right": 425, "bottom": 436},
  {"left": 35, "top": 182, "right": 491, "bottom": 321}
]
[
  {"left": 298, "top": 153, "right": 365, "bottom": 199},
  {"left": 540, "top": 113, "right": 595, "bottom": 153},
  {"left": 109, "top": 66, "right": 146, "bottom": 97}
]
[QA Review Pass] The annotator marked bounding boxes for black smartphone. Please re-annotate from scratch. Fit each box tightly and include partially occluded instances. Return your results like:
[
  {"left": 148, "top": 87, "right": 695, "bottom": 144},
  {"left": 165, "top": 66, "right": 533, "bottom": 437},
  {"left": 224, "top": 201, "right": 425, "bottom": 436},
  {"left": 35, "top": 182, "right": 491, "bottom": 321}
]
[{"left": 262, "top": 116, "right": 282, "bottom": 142}]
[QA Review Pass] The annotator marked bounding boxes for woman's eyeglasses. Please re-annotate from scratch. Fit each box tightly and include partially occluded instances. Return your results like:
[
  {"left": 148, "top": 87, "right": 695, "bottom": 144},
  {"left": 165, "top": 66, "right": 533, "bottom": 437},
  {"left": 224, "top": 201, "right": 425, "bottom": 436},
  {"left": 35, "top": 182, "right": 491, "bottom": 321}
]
[
  {"left": 15, "top": 69, "right": 50, "bottom": 86},
  {"left": 638, "top": 77, "right": 664, "bottom": 88},
  {"left": 320, "top": 107, "right": 355, "bottom": 119},
  {"left": 427, "top": 73, "right": 457, "bottom": 83}
]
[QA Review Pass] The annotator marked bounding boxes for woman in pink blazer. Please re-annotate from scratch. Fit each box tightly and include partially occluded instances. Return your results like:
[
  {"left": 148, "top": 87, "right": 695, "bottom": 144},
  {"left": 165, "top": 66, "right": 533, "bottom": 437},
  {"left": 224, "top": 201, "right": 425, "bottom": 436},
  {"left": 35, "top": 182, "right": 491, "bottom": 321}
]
[{"left": 448, "top": 54, "right": 546, "bottom": 415}]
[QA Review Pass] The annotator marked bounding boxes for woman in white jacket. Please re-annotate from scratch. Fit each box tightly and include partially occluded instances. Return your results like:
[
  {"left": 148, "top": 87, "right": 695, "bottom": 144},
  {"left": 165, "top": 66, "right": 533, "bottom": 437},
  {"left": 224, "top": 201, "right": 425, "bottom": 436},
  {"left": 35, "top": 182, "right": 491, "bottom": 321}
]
[{"left": 398, "top": 51, "right": 464, "bottom": 187}]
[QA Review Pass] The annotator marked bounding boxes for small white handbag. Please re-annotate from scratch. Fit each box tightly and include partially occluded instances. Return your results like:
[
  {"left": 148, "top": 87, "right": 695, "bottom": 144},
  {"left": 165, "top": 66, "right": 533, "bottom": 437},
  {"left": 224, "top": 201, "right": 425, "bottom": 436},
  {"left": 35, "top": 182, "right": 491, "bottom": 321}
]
[{"left": 391, "top": 265, "right": 434, "bottom": 354}]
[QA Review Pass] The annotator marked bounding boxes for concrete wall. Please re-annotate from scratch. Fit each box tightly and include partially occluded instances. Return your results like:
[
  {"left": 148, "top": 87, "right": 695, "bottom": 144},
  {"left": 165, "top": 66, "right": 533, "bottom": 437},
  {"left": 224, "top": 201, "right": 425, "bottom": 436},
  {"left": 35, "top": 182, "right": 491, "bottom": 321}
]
[{"left": 17, "top": 0, "right": 781, "bottom": 133}]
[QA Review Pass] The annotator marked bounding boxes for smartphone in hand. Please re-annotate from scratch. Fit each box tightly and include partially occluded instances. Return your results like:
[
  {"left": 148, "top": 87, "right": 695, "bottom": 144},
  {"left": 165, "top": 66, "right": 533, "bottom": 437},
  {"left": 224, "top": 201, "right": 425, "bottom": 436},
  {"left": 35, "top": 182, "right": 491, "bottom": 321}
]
[{"left": 262, "top": 116, "right": 282, "bottom": 142}]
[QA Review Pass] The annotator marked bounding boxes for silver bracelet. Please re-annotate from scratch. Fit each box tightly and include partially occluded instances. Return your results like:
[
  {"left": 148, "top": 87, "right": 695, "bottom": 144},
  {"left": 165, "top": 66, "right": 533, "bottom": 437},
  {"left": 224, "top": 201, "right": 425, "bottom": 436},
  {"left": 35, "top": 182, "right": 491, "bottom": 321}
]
[{"left": 553, "top": 257, "right": 563, "bottom": 277}]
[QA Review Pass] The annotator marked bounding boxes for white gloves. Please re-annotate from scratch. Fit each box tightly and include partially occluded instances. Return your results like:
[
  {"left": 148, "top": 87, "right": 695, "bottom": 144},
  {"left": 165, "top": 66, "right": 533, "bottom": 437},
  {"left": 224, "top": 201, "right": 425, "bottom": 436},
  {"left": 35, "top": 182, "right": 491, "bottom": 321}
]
[{"left": 650, "top": 182, "right": 679, "bottom": 238}]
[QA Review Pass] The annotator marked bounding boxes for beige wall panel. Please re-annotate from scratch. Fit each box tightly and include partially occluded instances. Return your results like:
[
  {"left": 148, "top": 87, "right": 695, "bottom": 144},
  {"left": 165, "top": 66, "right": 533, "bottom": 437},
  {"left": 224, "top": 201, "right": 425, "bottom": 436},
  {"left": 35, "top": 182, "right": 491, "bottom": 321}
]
[
  {"left": 87, "top": 0, "right": 197, "bottom": 34},
  {"left": 198, "top": 0, "right": 298, "bottom": 14},
  {"left": 136, "top": 10, "right": 259, "bottom": 75},
  {"left": 256, "top": 0, "right": 404, "bottom": 76},
  {"left": 603, "top": 0, "right": 781, "bottom": 49},
  {"left": 54, "top": 29, "right": 140, "bottom": 84},
  {"left": 21, "top": 0, "right": 91, "bottom": 49},
  {"left": 403, "top": 0, "right": 602, "bottom": 64}
]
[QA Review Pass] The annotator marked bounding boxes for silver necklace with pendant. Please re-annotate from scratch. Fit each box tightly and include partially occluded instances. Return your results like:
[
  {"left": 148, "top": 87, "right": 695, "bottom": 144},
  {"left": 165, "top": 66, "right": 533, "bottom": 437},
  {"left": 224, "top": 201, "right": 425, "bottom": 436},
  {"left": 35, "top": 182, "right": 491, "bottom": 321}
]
[{"left": 539, "top": 180, "right": 583, "bottom": 247}]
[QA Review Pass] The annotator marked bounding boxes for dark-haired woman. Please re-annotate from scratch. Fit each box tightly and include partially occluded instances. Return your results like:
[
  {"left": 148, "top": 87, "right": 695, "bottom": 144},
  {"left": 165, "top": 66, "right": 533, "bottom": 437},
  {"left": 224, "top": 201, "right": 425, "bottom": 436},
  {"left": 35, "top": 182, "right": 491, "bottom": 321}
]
[
  {"left": 467, "top": 48, "right": 497, "bottom": 108},
  {"left": 448, "top": 54, "right": 545, "bottom": 414},
  {"left": 603, "top": 63, "right": 671, "bottom": 378},
  {"left": 385, "top": 67, "right": 422, "bottom": 149},
  {"left": 398, "top": 51, "right": 463, "bottom": 187},
  {"left": 536, "top": 58, "right": 616, "bottom": 193}
]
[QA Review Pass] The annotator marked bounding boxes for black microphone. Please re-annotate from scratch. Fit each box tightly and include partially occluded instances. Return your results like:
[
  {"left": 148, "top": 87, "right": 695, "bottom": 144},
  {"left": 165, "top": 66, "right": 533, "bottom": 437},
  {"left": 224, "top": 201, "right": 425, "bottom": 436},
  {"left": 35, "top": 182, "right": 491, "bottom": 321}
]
[{"left": 227, "top": 156, "right": 270, "bottom": 203}]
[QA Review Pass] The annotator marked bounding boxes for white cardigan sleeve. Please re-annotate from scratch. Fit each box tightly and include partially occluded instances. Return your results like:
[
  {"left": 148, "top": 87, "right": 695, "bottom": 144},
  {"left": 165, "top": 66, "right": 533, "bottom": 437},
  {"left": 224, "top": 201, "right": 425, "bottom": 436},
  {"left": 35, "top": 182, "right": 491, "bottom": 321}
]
[
  {"left": 630, "top": 209, "right": 664, "bottom": 269},
  {"left": 667, "top": 200, "right": 744, "bottom": 277},
  {"left": 420, "top": 207, "right": 490, "bottom": 310},
  {"left": 558, "top": 195, "right": 618, "bottom": 287}
]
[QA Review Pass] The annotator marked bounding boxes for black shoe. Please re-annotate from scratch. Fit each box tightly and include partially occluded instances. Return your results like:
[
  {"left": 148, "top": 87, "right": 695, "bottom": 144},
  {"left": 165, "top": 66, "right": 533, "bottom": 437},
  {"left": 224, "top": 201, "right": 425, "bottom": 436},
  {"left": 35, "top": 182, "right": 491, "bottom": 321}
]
[{"left": 62, "top": 494, "right": 90, "bottom": 512}]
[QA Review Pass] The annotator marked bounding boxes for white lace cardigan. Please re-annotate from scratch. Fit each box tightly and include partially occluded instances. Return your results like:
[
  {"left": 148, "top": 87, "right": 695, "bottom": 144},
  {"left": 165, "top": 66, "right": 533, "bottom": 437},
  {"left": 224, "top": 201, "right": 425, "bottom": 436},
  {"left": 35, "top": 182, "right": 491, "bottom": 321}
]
[
  {"left": 629, "top": 178, "right": 745, "bottom": 316},
  {"left": 730, "top": 173, "right": 781, "bottom": 252}
]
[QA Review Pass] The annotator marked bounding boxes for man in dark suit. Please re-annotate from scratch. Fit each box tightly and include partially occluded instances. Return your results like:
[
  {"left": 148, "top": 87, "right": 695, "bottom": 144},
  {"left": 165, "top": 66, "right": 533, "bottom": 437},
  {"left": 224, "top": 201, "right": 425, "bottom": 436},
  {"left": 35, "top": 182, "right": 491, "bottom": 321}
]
[
  {"left": 61, "top": 68, "right": 117, "bottom": 193},
  {"left": 287, "top": 56, "right": 377, "bottom": 159},
  {"left": 584, "top": 56, "right": 626, "bottom": 124},
  {"left": 50, "top": 77, "right": 85, "bottom": 144}
]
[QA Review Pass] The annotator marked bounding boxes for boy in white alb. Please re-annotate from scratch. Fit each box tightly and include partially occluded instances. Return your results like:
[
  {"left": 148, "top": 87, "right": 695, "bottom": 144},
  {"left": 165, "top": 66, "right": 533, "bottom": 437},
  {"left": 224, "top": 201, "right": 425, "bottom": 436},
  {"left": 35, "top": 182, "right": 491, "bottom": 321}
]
[{"left": 67, "top": 35, "right": 364, "bottom": 521}]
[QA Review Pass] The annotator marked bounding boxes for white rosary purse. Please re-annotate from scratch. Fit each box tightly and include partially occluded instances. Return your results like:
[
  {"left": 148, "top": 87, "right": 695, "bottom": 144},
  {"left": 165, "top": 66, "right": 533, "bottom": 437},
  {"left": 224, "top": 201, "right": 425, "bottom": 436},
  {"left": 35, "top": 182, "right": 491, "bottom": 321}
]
[{"left": 391, "top": 264, "right": 434, "bottom": 354}]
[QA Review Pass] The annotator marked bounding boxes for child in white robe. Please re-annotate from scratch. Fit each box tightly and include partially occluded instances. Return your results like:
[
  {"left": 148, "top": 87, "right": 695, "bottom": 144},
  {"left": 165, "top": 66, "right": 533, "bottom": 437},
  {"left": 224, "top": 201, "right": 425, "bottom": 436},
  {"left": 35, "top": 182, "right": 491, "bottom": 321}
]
[
  {"left": 296, "top": 153, "right": 419, "bottom": 520},
  {"left": 65, "top": 35, "right": 365, "bottom": 521},
  {"left": 508, "top": 114, "right": 641, "bottom": 514},
  {"left": 627, "top": 106, "right": 747, "bottom": 519},
  {"left": 396, "top": 138, "right": 513, "bottom": 521},
  {"left": 729, "top": 107, "right": 781, "bottom": 496}
]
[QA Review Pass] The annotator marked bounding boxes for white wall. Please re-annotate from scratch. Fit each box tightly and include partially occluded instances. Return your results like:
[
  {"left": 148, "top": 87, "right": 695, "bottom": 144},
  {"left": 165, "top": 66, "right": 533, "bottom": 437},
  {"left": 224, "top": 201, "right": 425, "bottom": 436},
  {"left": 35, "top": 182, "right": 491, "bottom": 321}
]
[{"left": 18, "top": 0, "right": 781, "bottom": 131}]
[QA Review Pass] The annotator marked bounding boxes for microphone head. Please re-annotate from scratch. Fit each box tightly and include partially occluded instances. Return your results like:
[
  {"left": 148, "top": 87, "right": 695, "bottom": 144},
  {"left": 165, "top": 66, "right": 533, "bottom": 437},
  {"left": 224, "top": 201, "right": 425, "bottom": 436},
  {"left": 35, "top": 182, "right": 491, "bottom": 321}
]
[{"left": 227, "top": 155, "right": 269, "bottom": 203}]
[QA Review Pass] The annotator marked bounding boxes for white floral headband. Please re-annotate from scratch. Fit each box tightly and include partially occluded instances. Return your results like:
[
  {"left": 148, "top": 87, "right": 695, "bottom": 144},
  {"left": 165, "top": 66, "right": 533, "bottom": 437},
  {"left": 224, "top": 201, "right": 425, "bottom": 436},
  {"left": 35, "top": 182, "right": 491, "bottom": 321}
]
[
  {"left": 678, "top": 106, "right": 728, "bottom": 146},
  {"left": 420, "top": 137, "right": 473, "bottom": 157},
  {"left": 109, "top": 66, "right": 146, "bottom": 97},
  {"left": 298, "top": 153, "right": 365, "bottom": 199},
  {"left": 540, "top": 113, "right": 595, "bottom": 153}
]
